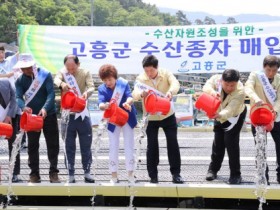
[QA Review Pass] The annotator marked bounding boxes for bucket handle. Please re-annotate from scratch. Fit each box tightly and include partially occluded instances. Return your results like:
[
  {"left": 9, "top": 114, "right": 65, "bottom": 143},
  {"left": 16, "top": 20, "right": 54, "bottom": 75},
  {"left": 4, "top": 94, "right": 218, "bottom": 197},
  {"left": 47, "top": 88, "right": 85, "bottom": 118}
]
[
  {"left": 105, "top": 99, "right": 118, "bottom": 111},
  {"left": 109, "top": 98, "right": 117, "bottom": 104},
  {"left": 144, "top": 90, "right": 156, "bottom": 107},
  {"left": 68, "top": 88, "right": 79, "bottom": 96},
  {"left": 23, "top": 107, "right": 33, "bottom": 115}
]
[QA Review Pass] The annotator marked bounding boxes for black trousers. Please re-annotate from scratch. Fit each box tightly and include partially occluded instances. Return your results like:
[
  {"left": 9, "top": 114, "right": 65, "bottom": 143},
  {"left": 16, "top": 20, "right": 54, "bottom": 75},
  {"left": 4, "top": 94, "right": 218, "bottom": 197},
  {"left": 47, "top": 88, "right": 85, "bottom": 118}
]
[
  {"left": 27, "top": 113, "right": 60, "bottom": 177},
  {"left": 8, "top": 114, "right": 20, "bottom": 175},
  {"left": 208, "top": 107, "right": 247, "bottom": 177},
  {"left": 146, "top": 114, "right": 181, "bottom": 179},
  {"left": 252, "top": 120, "right": 280, "bottom": 177}
]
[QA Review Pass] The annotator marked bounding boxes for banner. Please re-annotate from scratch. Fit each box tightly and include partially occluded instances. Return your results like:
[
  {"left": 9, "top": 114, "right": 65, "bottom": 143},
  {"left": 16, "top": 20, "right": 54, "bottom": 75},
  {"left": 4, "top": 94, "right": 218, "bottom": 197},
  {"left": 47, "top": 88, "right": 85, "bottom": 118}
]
[{"left": 18, "top": 22, "right": 280, "bottom": 74}]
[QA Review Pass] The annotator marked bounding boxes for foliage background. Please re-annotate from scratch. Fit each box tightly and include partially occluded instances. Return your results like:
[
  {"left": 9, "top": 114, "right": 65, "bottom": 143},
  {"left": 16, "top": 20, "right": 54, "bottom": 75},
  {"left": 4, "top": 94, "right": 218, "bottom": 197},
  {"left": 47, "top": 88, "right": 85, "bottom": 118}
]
[{"left": 0, "top": 0, "right": 238, "bottom": 43}]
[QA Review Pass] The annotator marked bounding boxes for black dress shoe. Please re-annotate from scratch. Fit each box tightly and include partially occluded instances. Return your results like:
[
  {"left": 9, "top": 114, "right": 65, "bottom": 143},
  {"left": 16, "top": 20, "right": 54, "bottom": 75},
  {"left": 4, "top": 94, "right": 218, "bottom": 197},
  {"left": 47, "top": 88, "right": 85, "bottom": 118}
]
[
  {"left": 84, "top": 177, "right": 95, "bottom": 183},
  {"left": 172, "top": 174, "right": 184, "bottom": 184},
  {"left": 12, "top": 175, "right": 23, "bottom": 183},
  {"left": 150, "top": 177, "right": 158, "bottom": 183},
  {"left": 206, "top": 171, "right": 217, "bottom": 181},
  {"left": 228, "top": 176, "right": 242, "bottom": 184}
]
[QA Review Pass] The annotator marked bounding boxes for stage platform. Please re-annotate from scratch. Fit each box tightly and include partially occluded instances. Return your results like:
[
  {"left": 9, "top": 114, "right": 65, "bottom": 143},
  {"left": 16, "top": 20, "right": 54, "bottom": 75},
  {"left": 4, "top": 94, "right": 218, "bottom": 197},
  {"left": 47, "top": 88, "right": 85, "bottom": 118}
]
[{"left": 0, "top": 127, "right": 279, "bottom": 208}]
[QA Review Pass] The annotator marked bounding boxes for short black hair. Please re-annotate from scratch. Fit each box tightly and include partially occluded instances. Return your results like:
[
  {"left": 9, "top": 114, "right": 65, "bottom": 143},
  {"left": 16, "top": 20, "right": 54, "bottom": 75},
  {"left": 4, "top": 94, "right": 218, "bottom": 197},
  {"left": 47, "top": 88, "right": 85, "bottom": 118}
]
[
  {"left": 142, "top": 55, "right": 158, "bottom": 68},
  {"left": 0, "top": 46, "right": 5, "bottom": 51},
  {"left": 263, "top": 55, "right": 280, "bottom": 68},
  {"left": 64, "top": 54, "right": 79, "bottom": 64},
  {"left": 222, "top": 69, "right": 240, "bottom": 82}
]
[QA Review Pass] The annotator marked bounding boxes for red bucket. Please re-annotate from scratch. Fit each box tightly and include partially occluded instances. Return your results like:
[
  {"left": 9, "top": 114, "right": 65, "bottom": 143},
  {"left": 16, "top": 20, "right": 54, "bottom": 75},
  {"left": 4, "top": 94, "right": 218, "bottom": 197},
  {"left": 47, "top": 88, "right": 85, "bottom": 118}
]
[
  {"left": 61, "top": 91, "right": 86, "bottom": 113},
  {"left": 104, "top": 102, "right": 129, "bottom": 126},
  {"left": 195, "top": 93, "right": 221, "bottom": 118},
  {"left": 144, "top": 91, "right": 171, "bottom": 115},
  {"left": 20, "top": 112, "right": 44, "bottom": 132},
  {"left": 0, "top": 122, "right": 13, "bottom": 139},
  {"left": 250, "top": 103, "right": 275, "bottom": 132}
]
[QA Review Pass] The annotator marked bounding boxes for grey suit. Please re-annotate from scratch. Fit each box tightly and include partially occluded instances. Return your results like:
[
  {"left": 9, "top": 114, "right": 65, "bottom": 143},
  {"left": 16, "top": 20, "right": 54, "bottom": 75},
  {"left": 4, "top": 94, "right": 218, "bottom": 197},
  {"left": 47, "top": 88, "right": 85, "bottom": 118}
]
[
  {"left": 0, "top": 78, "right": 17, "bottom": 118},
  {"left": 0, "top": 78, "right": 20, "bottom": 176}
]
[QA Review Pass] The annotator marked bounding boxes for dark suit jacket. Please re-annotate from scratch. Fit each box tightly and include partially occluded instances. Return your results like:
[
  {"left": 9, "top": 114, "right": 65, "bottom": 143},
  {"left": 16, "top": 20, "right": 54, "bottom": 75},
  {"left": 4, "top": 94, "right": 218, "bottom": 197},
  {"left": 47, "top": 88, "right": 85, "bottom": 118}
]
[{"left": 0, "top": 78, "right": 17, "bottom": 118}]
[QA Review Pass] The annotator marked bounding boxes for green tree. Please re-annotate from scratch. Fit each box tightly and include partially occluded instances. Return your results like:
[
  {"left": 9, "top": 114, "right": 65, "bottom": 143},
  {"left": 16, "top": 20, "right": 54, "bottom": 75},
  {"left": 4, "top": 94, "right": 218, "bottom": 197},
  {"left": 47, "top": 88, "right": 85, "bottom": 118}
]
[
  {"left": 194, "top": 19, "right": 203, "bottom": 25},
  {"left": 227, "top": 17, "right": 238, "bottom": 24},
  {"left": 127, "top": 7, "right": 162, "bottom": 26},
  {"left": 0, "top": 0, "right": 229, "bottom": 43},
  {"left": 0, "top": 2, "right": 37, "bottom": 43},
  {"left": 204, "top": 16, "right": 216, "bottom": 25},
  {"left": 160, "top": 13, "right": 179, "bottom": 26},
  {"left": 176, "top": 10, "right": 191, "bottom": 25},
  {"left": 93, "top": 0, "right": 111, "bottom": 25},
  {"left": 44, "top": 6, "right": 77, "bottom": 25}
]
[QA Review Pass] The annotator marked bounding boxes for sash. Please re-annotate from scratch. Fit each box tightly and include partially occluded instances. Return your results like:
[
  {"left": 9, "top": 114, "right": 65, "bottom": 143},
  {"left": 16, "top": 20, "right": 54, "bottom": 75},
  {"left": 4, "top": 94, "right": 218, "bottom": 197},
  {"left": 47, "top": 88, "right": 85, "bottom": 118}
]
[
  {"left": 0, "top": 66, "right": 8, "bottom": 75},
  {"left": 215, "top": 77, "right": 223, "bottom": 94},
  {"left": 134, "top": 81, "right": 165, "bottom": 97},
  {"left": 24, "top": 68, "right": 49, "bottom": 105},
  {"left": 111, "top": 77, "right": 128, "bottom": 106},
  {"left": 224, "top": 114, "right": 240, "bottom": 131},
  {"left": 0, "top": 103, "right": 10, "bottom": 122},
  {"left": 256, "top": 71, "right": 276, "bottom": 105},
  {"left": 62, "top": 69, "right": 89, "bottom": 120}
]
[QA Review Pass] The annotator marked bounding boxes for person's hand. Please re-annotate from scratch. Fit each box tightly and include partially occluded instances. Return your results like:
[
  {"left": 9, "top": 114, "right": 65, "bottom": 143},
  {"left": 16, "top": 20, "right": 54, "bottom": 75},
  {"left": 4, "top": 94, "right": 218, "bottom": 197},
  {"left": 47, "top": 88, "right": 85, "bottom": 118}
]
[
  {"left": 23, "top": 107, "right": 32, "bottom": 114},
  {"left": 211, "top": 91, "right": 221, "bottom": 99},
  {"left": 82, "top": 92, "right": 88, "bottom": 99},
  {"left": 123, "top": 102, "right": 131, "bottom": 111},
  {"left": 165, "top": 91, "right": 172, "bottom": 100},
  {"left": 3, "top": 116, "right": 12, "bottom": 124},
  {"left": 38, "top": 108, "right": 47, "bottom": 119},
  {"left": 104, "top": 102, "right": 110, "bottom": 110},
  {"left": 6, "top": 72, "right": 14, "bottom": 78},
  {"left": 211, "top": 113, "right": 221, "bottom": 119},
  {"left": 141, "top": 90, "right": 149, "bottom": 98},
  {"left": 61, "top": 82, "right": 72, "bottom": 92},
  {"left": 255, "top": 100, "right": 264, "bottom": 107}
]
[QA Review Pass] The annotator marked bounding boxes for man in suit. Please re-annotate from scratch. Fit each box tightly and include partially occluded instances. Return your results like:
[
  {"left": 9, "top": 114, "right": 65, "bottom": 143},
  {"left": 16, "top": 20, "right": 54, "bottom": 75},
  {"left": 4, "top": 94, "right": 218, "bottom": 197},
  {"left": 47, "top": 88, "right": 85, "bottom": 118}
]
[
  {"left": 0, "top": 78, "right": 21, "bottom": 182},
  {"left": 132, "top": 55, "right": 184, "bottom": 184},
  {"left": 0, "top": 45, "right": 27, "bottom": 148},
  {"left": 245, "top": 55, "right": 280, "bottom": 183},
  {"left": 15, "top": 53, "right": 61, "bottom": 183},
  {"left": 203, "top": 69, "right": 247, "bottom": 184}
]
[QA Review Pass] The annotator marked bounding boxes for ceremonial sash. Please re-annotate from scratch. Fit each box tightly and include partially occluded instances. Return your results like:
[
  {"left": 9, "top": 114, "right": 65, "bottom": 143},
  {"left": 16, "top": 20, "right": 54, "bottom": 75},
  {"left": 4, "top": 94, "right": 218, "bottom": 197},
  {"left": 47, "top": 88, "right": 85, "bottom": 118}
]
[
  {"left": 111, "top": 77, "right": 128, "bottom": 106},
  {"left": 0, "top": 103, "right": 10, "bottom": 122},
  {"left": 62, "top": 69, "right": 89, "bottom": 120},
  {"left": 215, "top": 77, "right": 222, "bottom": 94},
  {"left": 256, "top": 71, "right": 276, "bottom": 105},
  {"left": 134, "top": 81, "right": 165, "bottom": 97},
  {"left": 24, "top": 68, "right": 49, "bottom": 105},
  {"left": 0, "top": 66, "right": 7, "bottom": 75}
]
